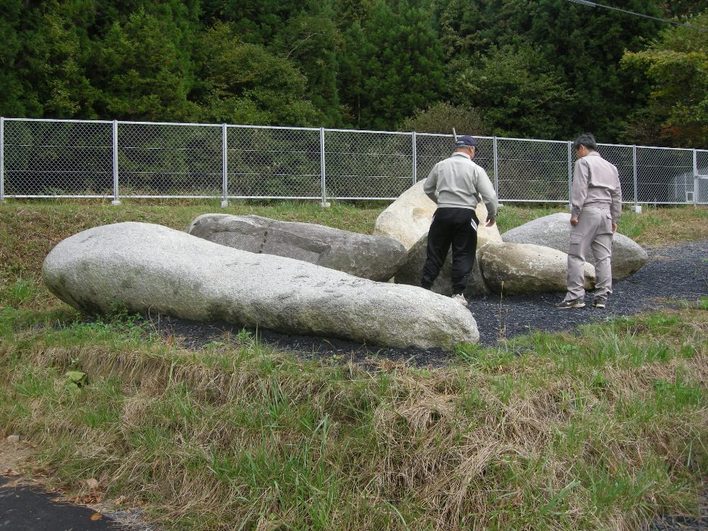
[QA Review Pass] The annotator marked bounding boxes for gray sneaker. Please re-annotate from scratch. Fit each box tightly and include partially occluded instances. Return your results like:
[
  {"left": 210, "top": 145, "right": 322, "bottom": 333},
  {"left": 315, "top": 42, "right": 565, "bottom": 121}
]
[
  {"left": 451, "top": 293, "right": 468, "bottom": 306},
  {"left": 555, "top": 298, "right": 585, "bottom": 309},
  {"left": 593, "top": 297, "right": 607, "bottom": 309}
]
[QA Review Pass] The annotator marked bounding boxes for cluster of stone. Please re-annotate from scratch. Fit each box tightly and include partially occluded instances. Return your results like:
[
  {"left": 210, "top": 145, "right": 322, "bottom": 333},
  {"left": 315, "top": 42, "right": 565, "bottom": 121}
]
[
  {"left": 375, "top": 180, "right": 646, "bottom": 297},
  {"left": 43, "top": 182, "right": 647, "bottom": 350}
]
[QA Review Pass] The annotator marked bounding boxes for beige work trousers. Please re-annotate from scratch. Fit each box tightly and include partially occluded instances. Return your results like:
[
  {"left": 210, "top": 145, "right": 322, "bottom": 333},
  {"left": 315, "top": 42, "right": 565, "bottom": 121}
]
[{"left": 564, "top": 207, "right": 613, "bottom": 302}]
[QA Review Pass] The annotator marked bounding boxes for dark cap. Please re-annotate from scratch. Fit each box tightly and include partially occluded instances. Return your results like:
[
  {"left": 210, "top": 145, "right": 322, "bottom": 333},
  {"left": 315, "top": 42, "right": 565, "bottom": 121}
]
[{"left": 455, "top": 135, "right": 478, "bottom": 148}]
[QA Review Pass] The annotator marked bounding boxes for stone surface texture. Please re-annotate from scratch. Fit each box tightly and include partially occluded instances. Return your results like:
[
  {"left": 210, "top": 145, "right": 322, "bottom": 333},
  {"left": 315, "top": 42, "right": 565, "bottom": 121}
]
[
  {"left": 188, "top": 214, "right": 407, "bottom": 282},
  {"left": 478, "top": 241, "right": 596, "bottom": 294},
  {"left": 502, "top": 212, "right": 648, "bottom": 279},
  {"left": 374, "top": 180, "right": 502, "bottom": 250},
  {"left": 43, "top": 222, "right": 479, "bottom": 349}
]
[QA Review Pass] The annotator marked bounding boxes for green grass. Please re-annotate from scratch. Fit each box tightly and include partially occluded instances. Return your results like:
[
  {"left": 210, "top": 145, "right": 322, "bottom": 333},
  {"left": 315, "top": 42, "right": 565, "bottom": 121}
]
[{"left": 0, "top": 201, "right": 706, "bottom": 530}]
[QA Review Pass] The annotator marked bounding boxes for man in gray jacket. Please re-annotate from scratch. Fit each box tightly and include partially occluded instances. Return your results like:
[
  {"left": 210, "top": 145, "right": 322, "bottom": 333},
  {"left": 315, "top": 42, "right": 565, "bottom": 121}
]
[
  {"left": 421, "top": 135, "right": 498, "bottom": 306},
  {"left": 557, "top": 133, "right": 622, "bottom": 309}
]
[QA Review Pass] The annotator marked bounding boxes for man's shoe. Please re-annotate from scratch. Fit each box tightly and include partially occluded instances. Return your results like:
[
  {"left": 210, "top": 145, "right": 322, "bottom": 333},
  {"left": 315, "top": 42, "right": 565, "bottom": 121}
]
[
  {"left": 593, "top": 298, "right": 606, "bottom": 309},
  {"left": 555, "top": 299, "right": 585, "bottom": 309},
  {"left": 451, "top": 293, "right": 468, "bottom": 306}
]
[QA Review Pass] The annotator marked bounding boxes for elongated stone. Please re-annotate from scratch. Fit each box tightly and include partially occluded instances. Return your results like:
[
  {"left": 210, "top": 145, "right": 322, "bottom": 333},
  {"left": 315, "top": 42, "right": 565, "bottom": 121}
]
[
  {"left": 43, "top": 222, "right": 479, "bottom": 349},
  {"left": 188, "top": 214, "right": 406, "bottom": 282}
]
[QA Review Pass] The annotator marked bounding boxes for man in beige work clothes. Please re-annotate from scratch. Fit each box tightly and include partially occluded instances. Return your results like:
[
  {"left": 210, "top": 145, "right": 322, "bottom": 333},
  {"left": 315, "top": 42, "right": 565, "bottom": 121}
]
[{"left": 556, "top": 133, "right": 622, "bottom": 309}]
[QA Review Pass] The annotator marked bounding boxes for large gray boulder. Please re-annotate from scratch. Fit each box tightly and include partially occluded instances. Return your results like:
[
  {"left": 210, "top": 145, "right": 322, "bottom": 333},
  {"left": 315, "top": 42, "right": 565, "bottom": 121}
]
[
  {"left": 394, "top": 235, "right": 490, "bottom": 297},
  {"left": 43, "top": 222, "right": 479, "bottom": 350},
  {"left": 502, "top": 212, "right": 648, "bottom": 279},
  {"left": 478, "top": 242, "right": 596, "bottom": 294},
  {"left": 374, "top": 180, "right": 503, "bottom": 250},
  {"left": 374, "top": 180, "right": 436, "bottom": 250},
  {"left": 188, "top": 214, "right": 406, "bottom": 282}
]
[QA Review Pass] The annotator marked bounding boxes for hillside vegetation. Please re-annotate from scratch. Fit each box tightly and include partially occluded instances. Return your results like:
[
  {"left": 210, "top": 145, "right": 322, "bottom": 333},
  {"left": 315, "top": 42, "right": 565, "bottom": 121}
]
[{"left": 2, "top": 1, "right": 706, "bottom": 146}]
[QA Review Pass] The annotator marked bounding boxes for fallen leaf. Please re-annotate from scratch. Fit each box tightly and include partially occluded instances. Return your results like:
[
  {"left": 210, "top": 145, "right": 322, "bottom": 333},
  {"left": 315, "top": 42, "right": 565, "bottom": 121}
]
[{"left": 90, "top": 513, "right": 103, "bottom": 521}]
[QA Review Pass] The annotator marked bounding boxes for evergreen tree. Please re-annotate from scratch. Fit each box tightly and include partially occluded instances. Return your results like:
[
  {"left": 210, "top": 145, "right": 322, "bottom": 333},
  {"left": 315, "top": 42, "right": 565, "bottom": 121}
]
[
  {"left": 398, "top": 101, "right": 487, "bottom": 135},
  {"left": 0, "top": 0, "right": 31, "bottom": 116},
  {"left": 456, "top": 43, "right": 573, "bottom": 139},
  {"left": 434, "top": 0, "right": 664, "bottom": 141},
  {"left": 622, "top": 12, "right": 708, "bottom": 147},
  {"left": 339, "top": 0, "right": 445, "bottom": 130},
  {"left": 192, "top": 23, "right": 322, "bottom": 126},
  {"left": 30, "top": 1, "right": 98, "bottom": 118},
  {"left": 661, "top": 1, "right": 708, "bottom": 18},
  {"left": 272, "top": 8, "right": 343, "bottom": 126},
  {"left": 92, "top": 7, "right": 199, "bottom": 120},
  {"left": 0, "top": 0, "right": 702, "bottom": 145},
  {"left": 1, "top": 0, "right": 100, "bottom": 118}
]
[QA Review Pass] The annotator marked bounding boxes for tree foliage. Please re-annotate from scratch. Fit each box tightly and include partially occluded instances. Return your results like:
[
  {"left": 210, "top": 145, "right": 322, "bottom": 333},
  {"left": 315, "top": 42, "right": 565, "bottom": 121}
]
[
  {"left": 398, "top": 102, "right": 486, "bottom": 135},
  {"left": 456, "top": 43, "right": 574, "bottom": 139},
  {"left": 339, "top": 0, "right": 445, "bottom": 129},
  {"left": 621, "top": 12, "right": 708, "bottom": 147},
  {"left": 193, "top": 23, "right": 322, "bottom": 125},
  {"left": 0, "top": 0, "right": 705, "bottom": 145}
]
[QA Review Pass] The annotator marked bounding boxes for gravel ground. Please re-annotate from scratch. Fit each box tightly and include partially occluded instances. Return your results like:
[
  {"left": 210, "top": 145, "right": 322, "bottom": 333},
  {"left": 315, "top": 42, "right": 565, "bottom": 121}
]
[
  {"left": 154, "top": 239, "right": 707, "bottom": 366},
  {"left": 471, "top": 239, "right": 707, "bottom": 346}
]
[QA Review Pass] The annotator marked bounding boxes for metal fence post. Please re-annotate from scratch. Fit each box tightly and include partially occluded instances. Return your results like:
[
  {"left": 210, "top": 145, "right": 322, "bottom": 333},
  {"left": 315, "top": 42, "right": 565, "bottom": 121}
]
[
  {"left": 221, "top": 124, "right": 229, "bottom": 208},
  {"left": 493, "top": 136, "right": 499, "bottom": 195},
  {"left": 320, "top": 127, "right": 329, "bottom": 207},
  {"left": 111, "top": 120, "right": 121, "bottom": 205},
  {"left": 567, "top": 141, "right": 573, "bottom": 208},
  {"left": 632, "top": 145, "right": 639, "bottom": 212},
  {"left": 412, "top": 131, "right": 417, "bottom": 185},
  {"left": 693, "top": 149, "right": 699, "bottom": 205},
  {"left": 0, "top": 117, "right": 4, "bottom": 203}
]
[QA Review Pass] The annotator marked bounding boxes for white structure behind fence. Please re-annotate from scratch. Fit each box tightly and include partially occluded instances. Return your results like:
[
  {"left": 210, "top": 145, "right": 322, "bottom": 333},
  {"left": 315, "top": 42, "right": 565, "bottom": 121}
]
[{"left": 1, "top": 117, "right": 706, "bottom": 205}]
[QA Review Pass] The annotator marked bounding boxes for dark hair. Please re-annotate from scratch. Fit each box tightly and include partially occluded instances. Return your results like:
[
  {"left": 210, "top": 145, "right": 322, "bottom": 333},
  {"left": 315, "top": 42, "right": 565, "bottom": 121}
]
[{"left": 573, "top": 133, "right": 597, "bottom": 151}]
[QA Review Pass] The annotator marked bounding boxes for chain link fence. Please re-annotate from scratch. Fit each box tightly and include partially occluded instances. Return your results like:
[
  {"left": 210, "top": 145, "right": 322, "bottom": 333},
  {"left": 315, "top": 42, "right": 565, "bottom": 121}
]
[{"left": 1, "top": 117, "right": 706, "bottom": 205}]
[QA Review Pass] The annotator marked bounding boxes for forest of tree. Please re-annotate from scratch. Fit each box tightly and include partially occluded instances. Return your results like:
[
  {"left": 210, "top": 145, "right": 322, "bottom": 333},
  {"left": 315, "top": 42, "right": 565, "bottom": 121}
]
[{"left": 0, "top": 0, "right": 705, "bottom": 147}]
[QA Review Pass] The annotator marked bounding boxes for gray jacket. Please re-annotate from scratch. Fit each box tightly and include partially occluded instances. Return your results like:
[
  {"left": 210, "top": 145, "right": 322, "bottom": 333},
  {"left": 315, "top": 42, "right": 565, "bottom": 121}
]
[
  {"left": 571, "top": 151, "right": 622, "bottom": 222},
  {"left": 424, "top": 153, "right": 498, "bottom": 217}
]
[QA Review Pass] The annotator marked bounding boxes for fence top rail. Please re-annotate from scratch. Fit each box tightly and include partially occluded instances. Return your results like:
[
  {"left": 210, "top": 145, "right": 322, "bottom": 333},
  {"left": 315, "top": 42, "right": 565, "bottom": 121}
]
[
  {"left": 120, "top": 120, "right": 223, "bottom": 128},
  {"left": 228, "top": 124, "right": 320, "bottom": 132},
  {"left": 497, "top": 136, "right": 570, "bottom": 145},
  {"left": 325, "top": 127, "right": 413, "bottom": 136},
  {"left": 634, "top": 144, "right": 699, "bottom": 152},
  {"left": 598, "top": 142, "right": 635, "bottom": 148},
  {"left": 413, "top": 133, "right": 503, "bottom": 141},
  {"left": 414, "top": 132, "right": 455, "bottom": 138},
  {"left": 4, "top": 117, "right": 113, "bottom": 124},
  {"left": 414, "top": 133, "right": 496, "bottom": 142}
]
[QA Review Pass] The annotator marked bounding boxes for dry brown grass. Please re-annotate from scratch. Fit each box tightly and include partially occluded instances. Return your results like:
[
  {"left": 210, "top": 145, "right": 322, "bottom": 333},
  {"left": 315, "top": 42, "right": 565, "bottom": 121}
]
[
  {"left": 618, "top": 205, "right": 708, "bottom": 246},
  {"left": 1, "top": 315, "right": 704, "bottom": 529}
]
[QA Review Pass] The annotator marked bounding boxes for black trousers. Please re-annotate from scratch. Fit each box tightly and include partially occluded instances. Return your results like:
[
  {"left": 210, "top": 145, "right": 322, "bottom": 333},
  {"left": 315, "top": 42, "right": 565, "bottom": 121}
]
[{"left": 421, "top": 207, "right": 479, "bottom": 294}]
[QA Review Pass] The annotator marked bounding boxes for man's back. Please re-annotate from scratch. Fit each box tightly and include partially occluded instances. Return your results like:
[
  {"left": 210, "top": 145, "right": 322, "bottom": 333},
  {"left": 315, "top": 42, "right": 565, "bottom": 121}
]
[
  {"left": 572, "top": 151, "right": 622, "bottom": 220},
  {"left": 425, "top": 154, "right": 497, "bottom": 215}
]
